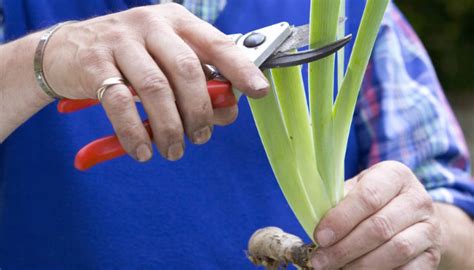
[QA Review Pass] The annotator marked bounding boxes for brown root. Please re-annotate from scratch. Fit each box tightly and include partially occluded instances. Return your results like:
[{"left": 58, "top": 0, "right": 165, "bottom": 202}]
[{"left": 247, "top": 227, "right": 316, "bottom": 270}]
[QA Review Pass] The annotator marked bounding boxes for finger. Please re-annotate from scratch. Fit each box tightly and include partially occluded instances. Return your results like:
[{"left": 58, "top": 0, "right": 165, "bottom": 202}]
[
  {"left": 344, "top": 222, "right": 437, "bottom": 270},
  {"left": 171, "top": 14, "right": 270, "bottom": 98},
  {"left": 395, "top": 249, "right": 441, "bottom": 270},
  {"left": 204, "top": 64, "right": 238, "bottom": 125},
  {"left": 76, "top": 48, "right": 152, "bottom": 162},
  {"left": 146, "top": 28, "right": 213, "bottom": 145},
  {"left": 213, "top": 105, "right": 238, "bottom": 126},
  {"left": 314, "top": 161, "right": 413, "bottom": 248},
  {"left": 312, "top": 188, "right": 433, "bottom": 269},
  {"left": 101, "top": 83, "right": 152, "bottom": 162},
  {"left": 114, "top": 41, "right": 185, "bottom": 161}
]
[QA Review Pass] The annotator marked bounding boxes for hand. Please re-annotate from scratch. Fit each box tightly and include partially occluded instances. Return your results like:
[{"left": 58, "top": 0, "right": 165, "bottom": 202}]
[
  {"left": 311, "top": 161, "right": 442, "bottom": 270},
  {"left": 42, "top": 3, "right": 269, "bottom": 162}
]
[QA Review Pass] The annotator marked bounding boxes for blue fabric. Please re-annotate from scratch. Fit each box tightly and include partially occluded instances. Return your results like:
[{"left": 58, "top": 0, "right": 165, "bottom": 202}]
[
  {"left": 3, "top": 0, "right": 152, "bottom": 41},
  {"left": 0, "top": 0, "right": 363, "bottom": 269},
  {"left": 0, "top": 0, "right": 4, "bottom": 42}
]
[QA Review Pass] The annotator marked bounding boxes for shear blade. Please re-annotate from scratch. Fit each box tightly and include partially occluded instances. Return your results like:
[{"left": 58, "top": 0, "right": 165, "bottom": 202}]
[{"left": 261, "top": 34, "right": 352, "bottom": 69}]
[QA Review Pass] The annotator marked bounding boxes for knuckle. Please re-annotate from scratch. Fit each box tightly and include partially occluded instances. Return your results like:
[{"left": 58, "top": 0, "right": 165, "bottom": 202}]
[
  {"left": 424, "top": 249, "right": 441, "bottom": 266},
  {"left": 359, "top": 185, "right": 383, "bottom": 212},
  {"left": 116, "top": 123, "right": 143, "bottom": 143},
  {"left": 106, "top": 88, "right": 133, "bottom": 111},
  {"left": 103, "top": 28, "right": 127, "bottom": 44},
  {"left": 231, "top": 59, "right": 256, "bottom": 79},
  {"left": 163, "top": 2, "right": 188, "bottom": 13},
  {"left": 382, "top": 160, "right": 415, "bottom": 182},
  {"left": 162, "top": 3, "right": 194, "bottom": 26},
  {"left": 412, "top": 192, "right": 434, "bottom": 214},
  {"left": 175, "top": 53, "right": 202, "bottom": 77},
  {"left": 159, "top": 124, "right": 183, "bottom": 144},
  {"left": 127, "top": 6, "right": 154, "bottom": 22},
  {"left": 126, "top": 6, "right": 169, "bottom": 30},
  {"left": 370, "top": 214, "right": 394, "bottom": 241},
  {"left": 393, "top": 236, "right": 416, "bottom": 259},
  {"left": 426, "top": 220, "right": 442, "bottom": 247},
  {"left": 138, "top": 72, "right": 171, "bottom": 97},
  {"left": 331, "top": 246, "right": 350, "bottom": 262},
  {"left": 186, "top": 102, "right": 213, "bottom": 123},
  {"left": 209, "top": 34, "right": 237, "bottom": 53},
  {"left": 77, "top": 48, "right": 108, "bottom": 70}
]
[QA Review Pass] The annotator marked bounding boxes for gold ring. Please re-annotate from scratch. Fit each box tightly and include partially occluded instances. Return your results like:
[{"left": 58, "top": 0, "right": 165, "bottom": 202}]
[{"left": 96, "top": 77, "right": 126, "bottom": 102}]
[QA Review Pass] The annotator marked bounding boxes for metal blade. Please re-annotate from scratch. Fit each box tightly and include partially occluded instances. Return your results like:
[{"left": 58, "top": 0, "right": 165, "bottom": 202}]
[
  {"left": 275, "top": 24, "right": 310, "bottom": 53},
  {"left": 261, "top": 34, "right": 352, "bottom": 69},
  {"left": 275, "top": 17, "right": 347, "bottom": 54}
]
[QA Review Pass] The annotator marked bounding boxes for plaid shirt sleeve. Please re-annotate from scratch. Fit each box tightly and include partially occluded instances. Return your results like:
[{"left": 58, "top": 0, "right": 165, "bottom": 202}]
[{"left": 355, "top": 3, "right": 473, "bottom": 217}]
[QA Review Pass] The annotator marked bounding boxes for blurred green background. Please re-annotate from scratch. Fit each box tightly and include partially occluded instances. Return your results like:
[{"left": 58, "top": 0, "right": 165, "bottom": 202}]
[
  {"left": 396, "top": 0, "right": 473, "bottom": 169},
  {"left": 397, "top": 0, "right": 473, "bottom": 93}
]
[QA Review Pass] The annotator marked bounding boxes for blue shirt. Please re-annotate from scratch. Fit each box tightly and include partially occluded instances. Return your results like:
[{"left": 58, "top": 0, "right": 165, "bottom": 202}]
[{"left": 0, "top": 0, "right": 472, "bottom": 269}]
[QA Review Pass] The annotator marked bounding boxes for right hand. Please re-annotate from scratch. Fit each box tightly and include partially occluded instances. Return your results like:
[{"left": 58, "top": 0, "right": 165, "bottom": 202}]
[{"left": 42, "top": 3, "right": 269, "bottom": 162}]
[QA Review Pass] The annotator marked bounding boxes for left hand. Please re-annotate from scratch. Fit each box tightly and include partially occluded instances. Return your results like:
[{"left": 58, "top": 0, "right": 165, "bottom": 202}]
[{"left": 311, "top": 161, "right": 442, "bottom": 270}]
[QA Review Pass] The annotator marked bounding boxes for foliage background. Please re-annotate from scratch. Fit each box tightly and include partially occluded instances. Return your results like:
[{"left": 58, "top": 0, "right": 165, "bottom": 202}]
[{"left": 396, "top": 0, "right": 473, "bottom": 93}]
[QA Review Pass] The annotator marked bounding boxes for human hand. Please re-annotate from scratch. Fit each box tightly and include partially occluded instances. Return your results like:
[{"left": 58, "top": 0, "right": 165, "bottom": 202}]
[
  {"left": 42, "top": 3, "right": 269, "bottom": 162},
  {"left": 311, "top": 161, "right": 442, "bottom": 269}
]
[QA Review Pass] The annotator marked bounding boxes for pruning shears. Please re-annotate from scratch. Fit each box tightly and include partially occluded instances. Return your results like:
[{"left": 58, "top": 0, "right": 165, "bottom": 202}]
[{"left": 58, "top": 22, "right": 352, "bottom": 171}]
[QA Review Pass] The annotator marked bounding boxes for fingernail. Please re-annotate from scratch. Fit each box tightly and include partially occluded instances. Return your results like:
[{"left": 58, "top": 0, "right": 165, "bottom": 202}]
[
  {"left": 192, "top": 126, "right": 212, "bottom": 144},
  {"left": 136, "top": 144, "right": 152, "bottom": 162},
  {"left": 316, "top": 229, "right": 335, "bottom": 247},
  {"left": 167, "top": 143, "right": 184, "bottom": 161},
  {"left": 250, "top": 74, "right": 269, "bottom": 91},
  {"left": 311, "top": 251, "right": 329, "bottom": 270}
]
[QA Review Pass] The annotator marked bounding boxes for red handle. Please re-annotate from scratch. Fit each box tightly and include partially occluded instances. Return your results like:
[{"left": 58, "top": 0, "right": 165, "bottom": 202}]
[
  {"left": 68, "top": 80, "right": 235, "bottom": 171},
  {"left": 75, "top": 121, "right": 152, "bottom": 171},
  {"left": 58, "top": 80, "right": 234, "bottom": 113},
  {"left": 57, "top": 99, "right": 100, "bottom": 113},
  {"left": 206, "top": 80, "right": 236, "bottom": 108}
]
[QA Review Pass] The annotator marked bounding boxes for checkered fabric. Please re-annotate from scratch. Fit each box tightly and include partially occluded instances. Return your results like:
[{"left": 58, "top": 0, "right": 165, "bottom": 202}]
[{"left": 356, "top": 4, "right": 472, "bottom": 215}]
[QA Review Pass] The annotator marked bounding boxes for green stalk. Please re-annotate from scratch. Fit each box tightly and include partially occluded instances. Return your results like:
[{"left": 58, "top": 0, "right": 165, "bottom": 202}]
[
  {"left": 333, "top": 0, "right": 390, "bottom": 176},
  {"left": 309, "top": 0, "right": 342, "bottom": 206},
  {"left": 247, "top": 0, "right": 389, "bottom": 242},
  {"left": 249, "top": 70, "right": 320, "bottom": 237},
  {"left": 272, "top": 66, "right": 331, "bottom": 223},
  {"left": 335, "top": 0, "right": 346, "bottom": 196}
]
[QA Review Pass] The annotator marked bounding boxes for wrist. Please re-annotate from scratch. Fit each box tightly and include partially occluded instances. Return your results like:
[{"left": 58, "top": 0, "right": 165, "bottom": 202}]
[
  {"left": 0, "top": 31, "right": 54, "bottom": 141},
  {"left": 35, "top": 21, "right": 78, "bottom": 99},
  {"left": 434, "top": 202, "right": 474, "bottom": 269},
  {"left": 15, "top": 31, "right": 56, "bottom": 105},
  {"left": 25, "top": 31, "right": 56, "bottom": 106}
]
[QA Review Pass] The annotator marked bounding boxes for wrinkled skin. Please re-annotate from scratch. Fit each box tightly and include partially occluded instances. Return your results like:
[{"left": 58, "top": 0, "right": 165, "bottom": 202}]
[
  {"left": 43, "top": 3, "right": 269, "bottom": 161},
  {"left": 312, "top": 161, "right": 443, "bottom": 270}
]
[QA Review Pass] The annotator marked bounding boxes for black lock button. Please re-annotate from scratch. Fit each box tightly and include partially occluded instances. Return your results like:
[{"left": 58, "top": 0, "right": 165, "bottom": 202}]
[{"left": 243, "top": 33, "right": 266, "bottom": 48}]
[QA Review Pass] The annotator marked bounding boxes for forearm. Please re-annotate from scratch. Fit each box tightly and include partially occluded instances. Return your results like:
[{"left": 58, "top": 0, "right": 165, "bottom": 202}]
[
  {"left": 436, "top": 202, "right": 474, "bottom": 269},
  {"left": 0, "top": 31, "right": 53, "bottom": 142}
]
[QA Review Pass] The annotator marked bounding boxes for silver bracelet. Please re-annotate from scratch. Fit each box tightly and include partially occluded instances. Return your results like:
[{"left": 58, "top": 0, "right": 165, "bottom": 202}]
[{"left": 34, "top": 21, "right": 78, "bottom": 99}]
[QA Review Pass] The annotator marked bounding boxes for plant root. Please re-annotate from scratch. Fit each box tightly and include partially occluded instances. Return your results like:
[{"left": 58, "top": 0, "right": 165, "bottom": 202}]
[{"left": 247, "top": 227, "right": 316, "bottom": 270}]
